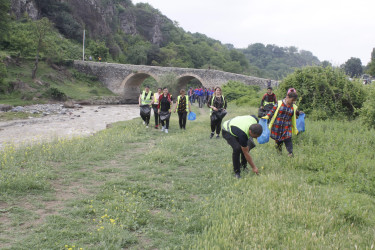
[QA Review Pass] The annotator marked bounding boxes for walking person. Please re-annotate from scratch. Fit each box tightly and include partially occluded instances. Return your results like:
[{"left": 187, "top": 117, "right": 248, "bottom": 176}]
[
  {"left": 138, "top": 86, "right": 153, "bottom": 128},
  {"left": 158, "top": 87, "right": 173, "bottom": 134},
  {"left": 173, "top": 89, "right": 191, "bottom": 130},
  {"left": 222, "top": 115, "right": 263, "bottom": 178},
  {"left": 208, "top": 86, "right": 227, "bottom": 139},
  {"left": 152, "top": 87, "right": 162, "bottom": 129},
  {"left": 262, "top": 90, "right": 303, "bottom": 157}
]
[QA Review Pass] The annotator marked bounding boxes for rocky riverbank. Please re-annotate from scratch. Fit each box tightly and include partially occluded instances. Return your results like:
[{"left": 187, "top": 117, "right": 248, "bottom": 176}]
[{"left": 0, "top": 104, "right": 140, "bottom": 150}]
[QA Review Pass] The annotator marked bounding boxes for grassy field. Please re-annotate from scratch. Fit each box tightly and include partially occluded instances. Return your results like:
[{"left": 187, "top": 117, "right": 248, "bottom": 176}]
[{"left": 0, "top": 104, "right": 374, "bottom": 249}]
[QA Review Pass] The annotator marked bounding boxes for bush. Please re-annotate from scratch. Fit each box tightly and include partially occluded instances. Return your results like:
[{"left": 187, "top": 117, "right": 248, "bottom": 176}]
[
  {"left": 44, "top": 87, "right": 67, "bottom": 101},
  {"left": 221, "top": 81, "right": 260, "bottom": 106},
  {"left": 360, "top": 85, "right": 375, "bottom": 129},
  {"left": 278, "top": 66, "right": 366, "bottom": 120}
]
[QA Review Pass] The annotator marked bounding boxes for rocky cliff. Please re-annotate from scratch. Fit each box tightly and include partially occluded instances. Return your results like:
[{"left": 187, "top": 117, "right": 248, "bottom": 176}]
[{"left": 9, "top": 0, "right": 171, "bottom": 46}]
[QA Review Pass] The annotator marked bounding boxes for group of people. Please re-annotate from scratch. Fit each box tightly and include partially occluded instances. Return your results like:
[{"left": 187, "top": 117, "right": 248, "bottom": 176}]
[
  {"left": 139, "top": 86, "right": 191, "bottom": 133},
  {"left": 187, "top": 87, "right": 215, "bottom": 108},
  {"left": 139, "top": 84, "right": 303, "bottom": 179}
]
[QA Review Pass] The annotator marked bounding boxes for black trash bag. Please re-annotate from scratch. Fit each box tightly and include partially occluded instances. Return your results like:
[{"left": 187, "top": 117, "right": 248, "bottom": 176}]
[
  {"left": 140, "top": 105, "right": 151, "bottom": 116},
  {"left": 159, "top": 111, "right": 171, "bottom": 121},
  {"left": 211, "top": 109, "right": 227, "bottom": 122}
]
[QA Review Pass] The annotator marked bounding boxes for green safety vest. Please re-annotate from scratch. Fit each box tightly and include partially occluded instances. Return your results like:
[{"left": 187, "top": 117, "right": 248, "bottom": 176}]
[
  {"left": 268, "top": 100, "right": 298, "bottom": 135},
  {"left": 141, "top": 91, "right": 152, "bottom": 105},
  {"left": 177, "top": 95, "right": 189, "bottom": 112},
  {"left": 222, "top": 115, "right": 258, "bottom": 138},
  {"left": 210, "top": 95, "right": 226, "bottom": 115}
]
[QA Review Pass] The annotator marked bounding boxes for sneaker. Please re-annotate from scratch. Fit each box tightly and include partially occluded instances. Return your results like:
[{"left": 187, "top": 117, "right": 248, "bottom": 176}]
[
  {"left": 143, "top": 121, "right": 145, "bottom": 125},
  {"left": 165, "top": 129, "right": 168, "bottom": 134},
  {"left": 209, "top": 132, "right": 214, "bottom": 139},
  {"left": 161, "top": 126, "right": 165, "bottom": 132},
  {"left": 235, "top": 173, "right": 241, "bottom": 179},
  {"left": 288, "top": 153, "right": 294, "bottom": 157},
  {"left": 146, "top": 125, "right": 149, "bottom": 128},
  {"left": 216, "top": 134, "right": 220, "bottom": 139}
]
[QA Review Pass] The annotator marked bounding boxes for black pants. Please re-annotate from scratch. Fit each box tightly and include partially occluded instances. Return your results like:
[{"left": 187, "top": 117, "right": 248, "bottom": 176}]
[
  {"left": 160, "top": 119, "right": 170, "bottom": 129},
  {"left": 211, "top": 117, "right": 223, "bottom": 135},
  {"left": 152, "top": 105, "right": 159, "bottom": 126},
  {"left": 178, "top": 111, "right": 187, "bottom": 129},
  {"left": 222, "top": 130, "right": 250, "bottom": 174},
  {"left": 140, "top": 112, "right": 150, "bottom": 125},
  {"left": 198, "top": 96, "right": 204, "bottom": 108},
  {"left": 275, "top": 138, "right": 293, "bottom": 154}
]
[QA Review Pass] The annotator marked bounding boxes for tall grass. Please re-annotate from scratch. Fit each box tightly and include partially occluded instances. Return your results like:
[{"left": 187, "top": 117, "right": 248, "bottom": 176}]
[{"left": 0, "top": 104, "right": 374, "bottom": 249}]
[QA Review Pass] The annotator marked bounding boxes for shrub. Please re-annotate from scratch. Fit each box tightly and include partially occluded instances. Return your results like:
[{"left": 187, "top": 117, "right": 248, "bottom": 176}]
[
  {"left": 221, "top": 81, "right": 260, "bottom": 106},
  {"left": 44, "top": 87, "right": 67, "bottom": 101},
  {"left": 360, "top": 85, "right": 375, "bottom": 129},
  {"left": 278, "top": 66, "right": 366, "bottom": 120}
]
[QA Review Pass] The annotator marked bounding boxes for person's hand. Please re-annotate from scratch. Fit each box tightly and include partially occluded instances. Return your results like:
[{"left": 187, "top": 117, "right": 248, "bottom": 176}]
[
  {"left": 300, "top": 111, "right": 304, "bottom": 114},
  {"left": 260, "top": 106, "right": 264, "bottom": 109},
  {"left": 173, "top": 109, "right": 176, "bottom": 113},
  {"left": 252, "top": 167, "right": 259, "bottom": 175},
  {"left": 261, "top": 116, "right": 269, "bottom": 119},
  {"left": 169, "top": 110, "right": 171, "bottom": 113},
  {"left": 158, "top": 110, "right": 160, "bottom": 114}
]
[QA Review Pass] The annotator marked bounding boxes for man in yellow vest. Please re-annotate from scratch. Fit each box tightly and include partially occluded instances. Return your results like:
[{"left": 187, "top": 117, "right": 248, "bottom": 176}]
[
  {"left": 222, "top": 115, "right": 263, "bottom": 178},
  {"left": 138, "top": 86, "right": 153, "bottom": 128}
]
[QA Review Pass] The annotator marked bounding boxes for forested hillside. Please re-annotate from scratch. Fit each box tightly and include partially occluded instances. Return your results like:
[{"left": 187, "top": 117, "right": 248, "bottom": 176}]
[{"left": 3, "top": 0, "right": 321, "bottom": 80}]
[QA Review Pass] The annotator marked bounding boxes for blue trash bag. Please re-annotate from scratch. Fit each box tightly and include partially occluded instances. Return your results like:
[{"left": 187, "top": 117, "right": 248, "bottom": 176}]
[
  {"left": 257, "top": 118, "right": 270, "bottom": 144},
  {"left": 188, "top": 112, "right": 196, "bottom": 121},
  {"left": 296, "top": 113, "right": 306, "bottom": 133}
]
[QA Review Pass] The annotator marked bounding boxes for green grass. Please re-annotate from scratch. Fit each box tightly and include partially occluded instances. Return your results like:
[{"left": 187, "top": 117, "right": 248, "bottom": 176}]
[
  {"left": 0, "top": 104, "right": 374, "bottom": 249},
  {"left": 1, "top": 59, "right": 115, "bottom": 105}
]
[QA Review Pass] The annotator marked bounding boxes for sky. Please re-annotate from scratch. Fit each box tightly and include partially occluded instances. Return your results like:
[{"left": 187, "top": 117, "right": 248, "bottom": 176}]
[{"left": 132, "top": 0, "right": 375, "bottom": 66}]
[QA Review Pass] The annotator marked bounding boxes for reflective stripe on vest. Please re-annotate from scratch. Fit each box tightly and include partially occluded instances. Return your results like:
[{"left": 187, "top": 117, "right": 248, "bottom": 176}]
[
  {"left": 210, "top": 95, "right": 226, "bottom": 115},
  {"left": 263, "top": 101, "right": 275, "bottom": 106},
  {"left": 268, "top": 100, "right": 298, "bottom": 135},
  {"left": 177, "top": 95, "right": 189, "bottom": 112},
  {"left": 222, "top": 115, "right": 258, "bottom": 138},
  {"left": 141, "top": 91, "right": 152, "bottom": 105}
]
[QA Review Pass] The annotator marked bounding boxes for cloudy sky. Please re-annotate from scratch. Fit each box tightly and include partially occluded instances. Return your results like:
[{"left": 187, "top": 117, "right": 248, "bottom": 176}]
[{"left": 132, "top": 0, "right": 375, "bottom": 66}]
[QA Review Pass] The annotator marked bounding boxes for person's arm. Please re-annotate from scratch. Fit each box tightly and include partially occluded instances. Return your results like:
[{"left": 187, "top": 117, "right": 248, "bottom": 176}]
[
  {"left": 260, "top": 94, "right": 266, "bottom": 108},
  {"left": 188, "top": 100, "right": 191, "bottom": 112},
  {"left": 150, "top": 92, "right": 154, "bottom": 105},
  {"left": 139, "top": 94, "right": 142, "bottom": 106},
  {"left": 265, "top": 103, "right": 278, "bottom": 119},
  {"left": 223, "top": 96, "right": 227, "bottom": 110},
  {"left": 207, "top": 96, "right": 212, "bottom": 108},
  {"left": 241, "top": 147, "right": 258, "bottom": 174},
  {"left": 273, "top": 94, "right": 277, "bottom": 103}
]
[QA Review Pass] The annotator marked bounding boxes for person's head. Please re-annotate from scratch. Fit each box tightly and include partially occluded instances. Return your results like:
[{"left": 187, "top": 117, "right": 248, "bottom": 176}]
[
  {"left": 157, "top": 87, "right": 162, "bottom": 93},
  {"left": 267, "top": 87, "right": 273, "bottom": 95},
  {"left": 145, "top": 86, "right": 150, "bottom": 92},
  {"left": 214, "top": 86, "right": 222, "bottom": 96},
  {"left": 286, "top": 91, "right": 298, "bottom": 106},
  {"left": 180, "top": 89, "right": 186, "bottom": 96},
  {"left": 249, "top": 124, "right": 263, "bottom": 138},
  {"left": 287, "top": 88, "right": 296, "bottom": 95},
  {"left": 163, "top": 87, "right": 168, "bottom": 95}
]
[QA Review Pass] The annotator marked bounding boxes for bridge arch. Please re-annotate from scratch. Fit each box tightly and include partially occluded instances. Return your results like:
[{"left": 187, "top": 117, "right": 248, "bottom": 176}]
[
  {"left": 176, "top": 74, "right": 206, "bottom": 91},
  {"left": 120, "top": 72, "right": 159, "bottom": 104}
]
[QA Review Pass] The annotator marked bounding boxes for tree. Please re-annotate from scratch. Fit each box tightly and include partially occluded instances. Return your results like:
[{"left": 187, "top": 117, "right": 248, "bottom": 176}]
[
  {"left": 0, "top": 0, "right": 10, "bottom": 43},
  {"left": 32, "top": 18, "right": 53, "bottom": 79},
  {"left": 343, "top": 57, "right": 363, "bottom": 78},
  {"left": 365, "top": 48, "right": 375, "bottom": 76}
]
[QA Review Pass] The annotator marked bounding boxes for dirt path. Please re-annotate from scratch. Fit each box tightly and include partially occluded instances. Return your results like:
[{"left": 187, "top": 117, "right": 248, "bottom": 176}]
[{"left": 0, "top": 104, "right": 140, "bottom": 149}]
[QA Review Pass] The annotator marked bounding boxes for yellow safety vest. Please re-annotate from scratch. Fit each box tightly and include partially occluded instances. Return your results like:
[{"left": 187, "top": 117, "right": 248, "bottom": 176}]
[
  {"left": 141, "top": 91, "right": 152, "bottom": 105},
  {"left": 210, "top": 95, "right": 226, "bottom": 115},
  {"left": 177, "top": 95, "right": 189, "bottom": 112},
  {"left": 268, "top": 100, "right": 298, "bottom": 135},
  {"left": 222, "top": 115, "right": 258, "bottom": 138},
  {"left": 153, "top": 93, "right": 160, "bottom": 104}
]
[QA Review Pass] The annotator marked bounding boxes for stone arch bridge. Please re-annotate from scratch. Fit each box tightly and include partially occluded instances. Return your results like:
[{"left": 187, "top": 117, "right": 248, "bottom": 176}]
[{"left": 73, "top": 61, "right": 275, "bottom": 104}]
